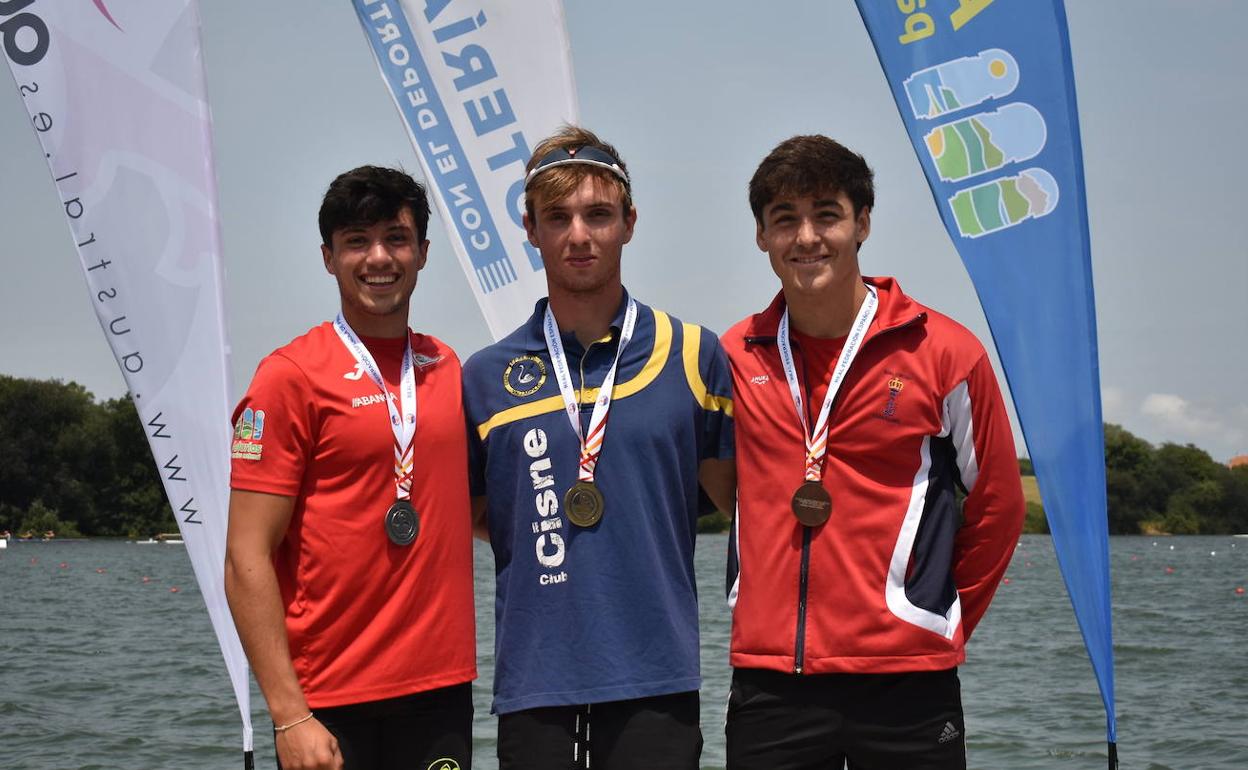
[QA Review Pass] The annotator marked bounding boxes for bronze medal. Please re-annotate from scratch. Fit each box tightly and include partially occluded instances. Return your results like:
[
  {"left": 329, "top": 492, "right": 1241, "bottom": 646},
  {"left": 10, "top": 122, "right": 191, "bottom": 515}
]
[
  {"left": 565, "top": 480, "right": 605, "bottom": 528},
  {"left": 791, "top": 480, "right": 832, "bottom": 527},
  {"left": 385, "top": 499, "right": 420, "bottom": 546}
]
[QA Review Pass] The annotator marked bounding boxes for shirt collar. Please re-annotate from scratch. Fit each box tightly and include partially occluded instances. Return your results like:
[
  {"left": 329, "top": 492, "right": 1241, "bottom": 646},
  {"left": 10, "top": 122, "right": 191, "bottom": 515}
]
[
  {"left": 522, "top": 287, "right": 633, "bottom": 353},
  {"left": 744, "top": 276, "right": 921, "bottom": 343}
]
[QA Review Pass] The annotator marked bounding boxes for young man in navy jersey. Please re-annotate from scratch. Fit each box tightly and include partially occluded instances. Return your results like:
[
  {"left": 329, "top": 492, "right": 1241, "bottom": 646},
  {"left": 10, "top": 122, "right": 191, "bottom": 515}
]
[
  {"left": 722, "top": 135, "right": 1024, "bottom": 769},
  {"left": 462, "top": 126, "right": 736, "bottom": 770}
]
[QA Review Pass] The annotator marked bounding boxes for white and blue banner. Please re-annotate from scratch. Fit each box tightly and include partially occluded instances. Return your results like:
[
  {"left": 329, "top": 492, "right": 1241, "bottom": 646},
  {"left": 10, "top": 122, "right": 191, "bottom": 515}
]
[
  {"left": 853, "top": 0, "right": 1116, "bottom": 762},
  {"left": 1, "top": 0, "right": 253, "bottom": 762},
  {"left": 351, "top": 0, "right": 577, "bottom": 339}
]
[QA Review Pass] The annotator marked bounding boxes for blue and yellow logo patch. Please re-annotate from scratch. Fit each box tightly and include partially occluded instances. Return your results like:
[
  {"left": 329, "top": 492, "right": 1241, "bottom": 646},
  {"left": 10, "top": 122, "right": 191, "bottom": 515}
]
[{"left": 503, "top": 355, "right": 546, "bottom": 398}]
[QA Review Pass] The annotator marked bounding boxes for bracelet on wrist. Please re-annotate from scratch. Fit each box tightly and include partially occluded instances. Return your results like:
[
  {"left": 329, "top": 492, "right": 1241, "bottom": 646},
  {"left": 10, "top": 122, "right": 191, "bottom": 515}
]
[{"left": 274, "top": 712, "right": 314, "bottom": 733}]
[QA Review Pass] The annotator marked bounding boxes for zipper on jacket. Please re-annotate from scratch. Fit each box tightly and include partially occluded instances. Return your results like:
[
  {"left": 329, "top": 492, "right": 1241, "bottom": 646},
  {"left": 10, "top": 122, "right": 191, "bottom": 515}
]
[
  {"left": 795, "top": 526, "right": 813, "bottom": 674},
  {"left": 793, "top": 338, "right": 815, "bottom": 675}
]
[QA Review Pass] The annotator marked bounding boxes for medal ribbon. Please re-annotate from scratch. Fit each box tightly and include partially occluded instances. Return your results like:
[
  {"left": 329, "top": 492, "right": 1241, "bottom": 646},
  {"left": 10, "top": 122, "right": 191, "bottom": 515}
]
[
  {"left": 543, "top": 297, "right": 638, "bottom": 483},
  {"left": 777, "top": 285, "right": 878, "bottom": 482},
  {"left": 332, "top": 314, "right": 417, "bottom": 500}
]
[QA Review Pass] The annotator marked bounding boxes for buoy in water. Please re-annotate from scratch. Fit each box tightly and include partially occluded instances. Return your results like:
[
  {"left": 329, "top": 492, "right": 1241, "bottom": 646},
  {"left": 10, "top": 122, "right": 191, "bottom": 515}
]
[
  {"left": 1003, "top": 578, "right": 1012, "bottom": 585},
  {"left": 142, "top": 576, "right": 151, "bottom": 583},
  {"left": 95, "top": 568, "right": 106, "bottom": 574},
  {"left": 1235, "top": 587, "right": 1244, "bottom": 595},
  {"left": 170, "top": 587, "right": 180, "bottom": 593},
  {"left": 1165, "top": 566, "right": 1175, "bottom": 574},
  {"left": 59, "top": 562, "right": 68, "bottom": 569}
]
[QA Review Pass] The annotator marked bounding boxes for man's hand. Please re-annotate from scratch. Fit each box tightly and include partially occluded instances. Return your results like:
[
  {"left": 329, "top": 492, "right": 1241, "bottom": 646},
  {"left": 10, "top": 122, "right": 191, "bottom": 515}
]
[{"left": 275, "top": 716, "right": 342, "bottom": 770}]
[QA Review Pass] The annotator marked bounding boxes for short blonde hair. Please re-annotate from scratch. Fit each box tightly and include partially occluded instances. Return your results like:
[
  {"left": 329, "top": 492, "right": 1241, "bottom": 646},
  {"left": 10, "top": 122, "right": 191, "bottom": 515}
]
[{"left": 524, "top": 125, "right": 632, "bottom": 222}]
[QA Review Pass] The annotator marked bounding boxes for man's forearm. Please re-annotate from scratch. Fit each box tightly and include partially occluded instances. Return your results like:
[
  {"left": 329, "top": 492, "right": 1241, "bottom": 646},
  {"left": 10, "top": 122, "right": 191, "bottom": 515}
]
[
  {"left": 224, "top": 552, "right": 309, "bottom": 724},
  {"left": 699, "top": 458, "right": 738, "bottom": 515}
]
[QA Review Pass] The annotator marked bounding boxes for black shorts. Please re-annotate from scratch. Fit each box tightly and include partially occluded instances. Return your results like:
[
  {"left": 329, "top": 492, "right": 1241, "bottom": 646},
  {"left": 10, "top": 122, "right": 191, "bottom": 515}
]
[
  {"left": 725, "top": 667, "right": 966, "bottom": 770},
  {"left": 497, "top": 690, "right": 702, "bottom": 770},
  {"left": 277, "top": 683, "right": 472, "bottom": 770}
]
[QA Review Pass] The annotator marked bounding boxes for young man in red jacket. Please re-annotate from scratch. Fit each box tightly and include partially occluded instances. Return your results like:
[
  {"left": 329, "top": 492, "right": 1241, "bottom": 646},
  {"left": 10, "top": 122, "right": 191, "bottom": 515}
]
[{"left": 722, "top": 135, "right": 1024, "bottom": 769}]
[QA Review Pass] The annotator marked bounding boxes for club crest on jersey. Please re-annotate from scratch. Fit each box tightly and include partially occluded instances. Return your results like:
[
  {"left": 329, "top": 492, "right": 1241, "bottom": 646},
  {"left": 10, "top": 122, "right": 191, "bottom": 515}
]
[
  {"left": 881, "top": 374, "right": 905, "bottom": 420},
  {"left": 232, "top": 407, "right": 265, "bottom": 461},
  {"left": 504, "top": 354, "right": 547, "bottom": 398}
]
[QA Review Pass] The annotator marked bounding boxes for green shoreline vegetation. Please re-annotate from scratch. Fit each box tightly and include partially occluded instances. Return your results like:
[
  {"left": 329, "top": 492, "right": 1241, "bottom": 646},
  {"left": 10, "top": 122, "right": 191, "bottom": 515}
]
[
  {"left": 3, "top": 375, "right": 1245, "bottom": 538},
  {"left": 1, "top": 375, "right": 171, "bottom": 538}
]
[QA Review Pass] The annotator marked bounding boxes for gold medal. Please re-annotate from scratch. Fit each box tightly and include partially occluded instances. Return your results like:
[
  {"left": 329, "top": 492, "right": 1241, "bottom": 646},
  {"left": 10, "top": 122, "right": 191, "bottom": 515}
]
[
  {"left": 791, "top": 480, "right": 832, "bottom": 527},
  {"left": 565, "top": 481, "right": 605, "bottom": 528}
]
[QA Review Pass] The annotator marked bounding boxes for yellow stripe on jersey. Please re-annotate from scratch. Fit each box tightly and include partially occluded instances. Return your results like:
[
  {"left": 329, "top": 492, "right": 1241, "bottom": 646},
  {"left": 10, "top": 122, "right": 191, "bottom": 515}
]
[
  {"left": 477, "top": 309, "right": 674, "bottom": 441},
  {"left": 681, "top": 322, "right": 733, "bottom": 417}
]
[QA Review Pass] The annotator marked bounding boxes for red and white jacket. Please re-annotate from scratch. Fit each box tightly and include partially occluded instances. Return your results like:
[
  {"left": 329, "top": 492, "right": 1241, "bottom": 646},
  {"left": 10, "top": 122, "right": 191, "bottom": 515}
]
[{"left": 722, "top": 277, "right": 1024, "bottom": 674}]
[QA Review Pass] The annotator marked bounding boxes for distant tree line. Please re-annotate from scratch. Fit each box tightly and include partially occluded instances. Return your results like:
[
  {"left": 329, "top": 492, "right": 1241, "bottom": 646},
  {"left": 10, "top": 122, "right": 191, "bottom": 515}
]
[
  {"left": 1021, "top": 424, "right": 1247, "bottom": 535},
  {"left": 0, "top": 375, "right": 172, "bottom": 538},
  {"left": 2, "top": 377, "right": 1245, "bottom": 537},
  {"left": 1099, "top": 423, "right": 1247, "bottom": 534}
]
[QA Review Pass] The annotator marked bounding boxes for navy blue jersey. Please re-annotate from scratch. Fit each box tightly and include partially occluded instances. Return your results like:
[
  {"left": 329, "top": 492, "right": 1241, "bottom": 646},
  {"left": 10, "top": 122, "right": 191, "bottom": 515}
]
[{"left": 463, "top": 291, "right": 734, "bottom": 714}]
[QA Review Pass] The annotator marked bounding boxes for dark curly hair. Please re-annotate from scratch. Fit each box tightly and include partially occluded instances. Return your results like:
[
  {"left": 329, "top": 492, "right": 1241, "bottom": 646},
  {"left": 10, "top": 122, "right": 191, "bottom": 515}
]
[
  {"left": 749, "top": 135, "right": 874, "bottom": 222},
  {"left": 318, "top": 165, "right": 431, "bottom": 245}
]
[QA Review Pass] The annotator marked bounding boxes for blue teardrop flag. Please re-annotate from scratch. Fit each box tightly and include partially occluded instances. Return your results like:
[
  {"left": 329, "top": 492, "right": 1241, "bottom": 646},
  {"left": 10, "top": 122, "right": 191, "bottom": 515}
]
[{"left": 852, "top": 0, "right": 1117, "bottom": 762}]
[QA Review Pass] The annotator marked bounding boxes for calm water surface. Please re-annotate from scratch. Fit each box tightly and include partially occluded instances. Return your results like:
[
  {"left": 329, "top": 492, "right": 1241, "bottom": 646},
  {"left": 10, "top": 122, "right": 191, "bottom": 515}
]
[{"left": 1, "top": 535, "right": 1245, "bottom": 769}]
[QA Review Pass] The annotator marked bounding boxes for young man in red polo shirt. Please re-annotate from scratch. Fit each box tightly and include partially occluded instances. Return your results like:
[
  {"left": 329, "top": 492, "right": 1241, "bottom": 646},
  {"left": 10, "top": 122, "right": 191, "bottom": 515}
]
[
  {"left": 722, "top": 135, "right": 1024, "bottom": 769},
  {"left": 225, "top": 166, "right": 475, "bottom": 770}
]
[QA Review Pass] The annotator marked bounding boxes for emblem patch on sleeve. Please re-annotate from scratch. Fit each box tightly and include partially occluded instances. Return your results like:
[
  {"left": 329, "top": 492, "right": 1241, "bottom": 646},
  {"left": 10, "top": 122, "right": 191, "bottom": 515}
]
[
  {"left": 504, "top": 355, "right": 547, "bottom": 398},
  {"left": 232, "top": 407, "right": 265, "bottom": 460}
]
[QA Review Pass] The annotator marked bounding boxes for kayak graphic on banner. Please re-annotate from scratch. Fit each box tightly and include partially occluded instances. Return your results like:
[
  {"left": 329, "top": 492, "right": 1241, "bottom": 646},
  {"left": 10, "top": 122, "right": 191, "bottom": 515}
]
[
  {"left": 949, "top": 167, "right": 1058, "bottom": 238},
  {"left": 905, "top": 48, "right": 1019, "bottom": 118},
  {"left": 350, "top": 0, "right": 578, "bottom": 340},
  {"left": 853, "top": 1, "right": 1117, "bottom": 767},
  {"left": 925, "top": 102, "right": 1045, "bottom": 181},
  {"left": 910, "top": 52, "right": 1054, "bottom": 234}
]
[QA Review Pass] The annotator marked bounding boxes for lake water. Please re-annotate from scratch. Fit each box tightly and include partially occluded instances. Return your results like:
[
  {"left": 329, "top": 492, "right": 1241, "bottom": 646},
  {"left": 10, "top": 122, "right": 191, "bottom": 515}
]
[{"left": 1, "top": 535, "right": 1245, "bottom": 769}]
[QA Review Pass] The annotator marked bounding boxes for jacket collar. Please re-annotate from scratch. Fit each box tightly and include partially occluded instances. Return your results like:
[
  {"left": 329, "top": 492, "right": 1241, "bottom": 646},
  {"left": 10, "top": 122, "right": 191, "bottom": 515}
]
[{"left": 743, "top": 276, "right": 925, "bottom": 344}]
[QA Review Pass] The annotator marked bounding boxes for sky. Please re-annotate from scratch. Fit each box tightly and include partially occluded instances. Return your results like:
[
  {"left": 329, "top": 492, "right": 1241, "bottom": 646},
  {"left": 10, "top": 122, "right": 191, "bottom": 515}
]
[{"left": 1, "top": 1, "right": 1245, "bottom": 462}]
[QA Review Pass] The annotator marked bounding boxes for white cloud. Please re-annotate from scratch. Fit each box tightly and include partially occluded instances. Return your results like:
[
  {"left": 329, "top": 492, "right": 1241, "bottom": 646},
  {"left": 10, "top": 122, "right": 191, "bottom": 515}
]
[
  {"left": 1100, "top": 386, "right": 1127, "bottom": 423},
  {"left": 1140, "top": 392, "right": 1246, "bottom": 454}
]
